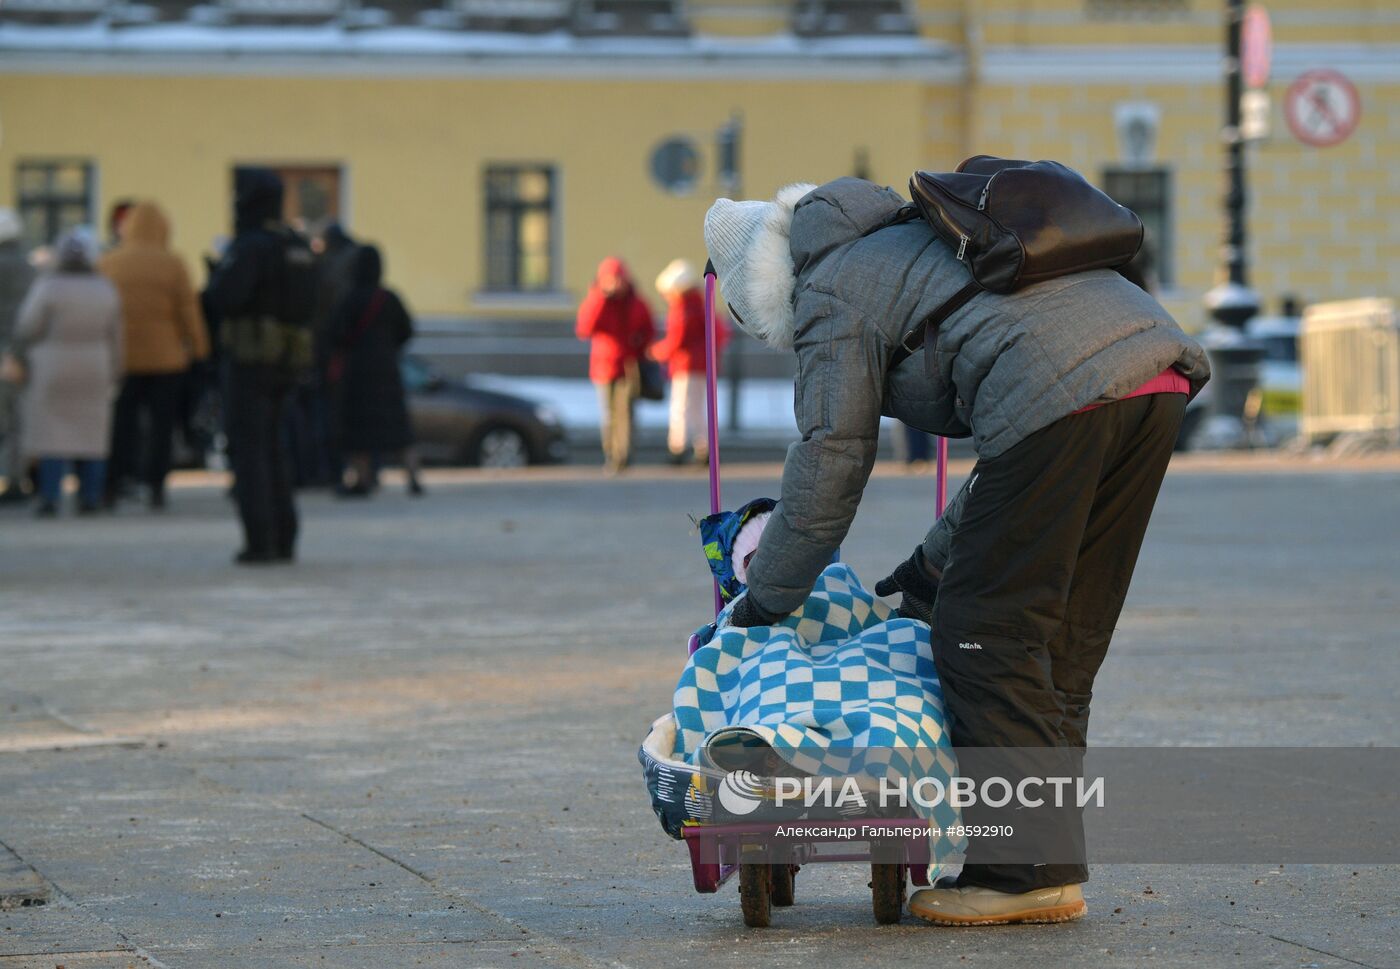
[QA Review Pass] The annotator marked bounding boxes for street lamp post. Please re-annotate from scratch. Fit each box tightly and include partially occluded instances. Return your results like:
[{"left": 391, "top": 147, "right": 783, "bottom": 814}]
[{"left": 1201, "top": 0, "right": 1264, "bottom": 446}]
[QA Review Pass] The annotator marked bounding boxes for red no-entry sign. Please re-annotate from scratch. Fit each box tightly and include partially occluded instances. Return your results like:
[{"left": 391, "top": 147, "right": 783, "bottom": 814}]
[{"left": 1285, "top": 69, "right": 1361, "bottom": 147}]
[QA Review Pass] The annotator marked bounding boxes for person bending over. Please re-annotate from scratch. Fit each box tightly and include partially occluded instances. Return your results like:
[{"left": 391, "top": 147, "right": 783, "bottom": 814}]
[{"left": 704, "top": 177, "right": 1208, "bottom": 926}]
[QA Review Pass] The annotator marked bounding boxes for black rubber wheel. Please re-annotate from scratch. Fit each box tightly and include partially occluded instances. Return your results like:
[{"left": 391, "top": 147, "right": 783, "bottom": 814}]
[
  {"left": 739, "top": 863, "right": 772, "bottom": 928},
  {"left": 871, "top": 863, "right": 906, "bottom": 925},
  {"left": 770, "top": 863, "right": 795, "bottom": 907}
]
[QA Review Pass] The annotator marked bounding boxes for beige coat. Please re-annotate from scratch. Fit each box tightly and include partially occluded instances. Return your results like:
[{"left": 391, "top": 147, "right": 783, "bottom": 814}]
[
  {"left": 99, "top": 201, "right": 208, "bottom": 375},
  {"left": 12, "top": 272, "right": 123, "bottom": 459}
]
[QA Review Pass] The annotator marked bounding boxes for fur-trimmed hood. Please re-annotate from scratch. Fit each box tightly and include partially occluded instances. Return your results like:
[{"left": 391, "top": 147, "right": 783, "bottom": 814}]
[{"left": 703, "top": 183, "right": 815, "bottom": 350}]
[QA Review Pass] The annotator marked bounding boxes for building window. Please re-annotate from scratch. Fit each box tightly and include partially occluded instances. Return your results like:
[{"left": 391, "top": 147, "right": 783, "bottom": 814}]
[
  {"left": 1102, "top": 167, "right": 1174, "bottom": 289},
  {"left": 793, "top": 0, "right": 916, "bottom": 37},
  {"left": 484, "top": 165, "right": 557, "bottom": 293},
  {"left": 232, "top": 164, "right": 342, "bottom": 235},
  {"left": 1086, "top": 0, "right": 1189, "bottom": 19},
  {"left": 218, "top": 0, "right": 342, "bottom": 24},
  {"left": 573, "top": 0, "right": 688, "bottom": 36},
  {"left": 14, "top": 159, "right": 95, "bottom": 252},
  {"left": 453, "top": 0, "right": 571, "bottom": 33}
]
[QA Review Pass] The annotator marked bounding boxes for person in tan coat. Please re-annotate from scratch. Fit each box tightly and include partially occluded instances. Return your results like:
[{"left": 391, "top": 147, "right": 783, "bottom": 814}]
[{"left": 99, "top": 201, "right": 209, "bottom": 508}]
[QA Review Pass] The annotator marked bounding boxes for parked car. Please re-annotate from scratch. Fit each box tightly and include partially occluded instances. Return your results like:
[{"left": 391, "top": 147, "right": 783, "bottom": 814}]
[{"left": 402, "top": 356, "right": 567, "bottom": 468}]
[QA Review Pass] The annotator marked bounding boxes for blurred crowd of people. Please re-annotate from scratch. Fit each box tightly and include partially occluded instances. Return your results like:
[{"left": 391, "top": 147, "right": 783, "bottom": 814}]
[
  {"left": 0, "top": 169, "right": 420, "bottom": 564},
  {"left": 576, "top": 256, "right": 728, "bottom": 474}
]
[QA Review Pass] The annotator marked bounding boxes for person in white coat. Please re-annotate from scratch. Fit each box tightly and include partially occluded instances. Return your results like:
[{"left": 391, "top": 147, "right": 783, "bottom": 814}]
[{"left": 9, "top": 229, "right": 123, "bottom": 516}]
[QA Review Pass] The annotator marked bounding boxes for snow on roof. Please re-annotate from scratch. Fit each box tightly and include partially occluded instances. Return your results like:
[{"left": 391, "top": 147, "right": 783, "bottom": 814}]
[{"left": 0, "top": 20, "right": 949, "bottom": 61}]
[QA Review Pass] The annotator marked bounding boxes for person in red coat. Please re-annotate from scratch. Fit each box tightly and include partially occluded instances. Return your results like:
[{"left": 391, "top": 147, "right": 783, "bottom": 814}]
[
  {"left": 576, "top": 257, "right": 654, "bottom": 473},
  {"left": 652, "top": 259, "right": 728, "bottom": 465}
]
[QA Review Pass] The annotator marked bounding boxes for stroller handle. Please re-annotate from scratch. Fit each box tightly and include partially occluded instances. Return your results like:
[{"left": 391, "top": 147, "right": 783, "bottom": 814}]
[
  {"left": 700, "top": 261, "right": 948, "bottom": 621},
  {"left": 704, "top": 265, "right": 723, "bottom": 616}
]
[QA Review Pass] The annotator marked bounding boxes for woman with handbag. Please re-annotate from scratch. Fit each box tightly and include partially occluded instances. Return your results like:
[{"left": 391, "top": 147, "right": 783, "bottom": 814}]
[
  {"left": 703, "top": 175, "right": 1210, "bottom": 925},
  {"left": 8, "top": 229, "right": 123, "bottom": 516},
  {"left": 326, "top": 245, "right": 422, "bottom": 497},
  {"left": 652, "top": 258, "right": 728, "bottom": 466}
]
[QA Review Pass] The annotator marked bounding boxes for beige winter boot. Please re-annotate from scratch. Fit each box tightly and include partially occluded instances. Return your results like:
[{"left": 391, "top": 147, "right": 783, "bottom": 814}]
[{"left": 908, "top": 883, "right": 1086, "bottom": 926}]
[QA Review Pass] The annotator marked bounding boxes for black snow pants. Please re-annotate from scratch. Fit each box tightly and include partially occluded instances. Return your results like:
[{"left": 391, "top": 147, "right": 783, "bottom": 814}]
[
  {"left": 930, "top": 392, "right": 1186, "bottom": 894},
  {"left": 224, "top": 364, "right": 298, "bottom": 558}
]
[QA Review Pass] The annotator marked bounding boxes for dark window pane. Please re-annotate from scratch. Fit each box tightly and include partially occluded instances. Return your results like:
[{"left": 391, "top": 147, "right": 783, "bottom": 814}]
[
  {"left": 1103, "top": 167, "right": 1173, "bottom": 288},
  {"left": 296, "top": 178, "right": 331, "bottom": 225},
  {"left": 16, "top": 166, "right": 51, "bottom": 197},
  {"left": 14, "top": 159, "right": 95, "bottom": 249},
  {"left": 486, "top": 209, "right": 516, "bottom": 289},
  {"left": 794, "top": 1, "right": 915, "bottom": 36},
  {"left": 575, "top": 1, "right": 688, "bottom": 37},
  {"left": 1087, "top": 0, "right": 1188, "bottom": 19},
  {"left": 484, "top": 164, "right": 556, "bottom": 292}
]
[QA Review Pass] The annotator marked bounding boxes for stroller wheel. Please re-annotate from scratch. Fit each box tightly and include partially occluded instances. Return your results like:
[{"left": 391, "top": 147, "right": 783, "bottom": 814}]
[
  {"left": 739, "top": 863, "right": 772, "bottom": 928},
  {"left": 770, "top": 863, "right": 796, "bottom": 907},
  {"left": 871, "top": 863, "right": 906, "bottom": 925}
]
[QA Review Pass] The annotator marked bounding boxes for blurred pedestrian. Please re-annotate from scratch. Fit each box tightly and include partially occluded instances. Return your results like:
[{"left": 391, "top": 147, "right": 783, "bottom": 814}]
[
  {"left": 99, "top": 201, "right": 210, "bottom": 510},
  {"left": 8, "top": 229, "right": 122, "bottom": 517},
  {"left": 327, "top": 244, "right": 422, "bottom": 497},
  {"left": 204, "top": 169, "right": 318, "bottom": 565},
  {"left": 898, "top": 422, "right": 932, "bottom": 469},
  {"left": 576, "top": 257, "right": 653, "bottom": 473},
  {"left": 0, "top": 208, "right": 36, "bottom": 502},
  {"left": 315, "top": 224, "right": 359, "bottom": 329},
  {"left": 652, "top": 258, "right": 727, "bottom": 466},
  {"left": 286, "top": 222, "right": 359, "bottom": 489},
  {"left": 106, "top": 199, "right": 135, "bottom": 251}
]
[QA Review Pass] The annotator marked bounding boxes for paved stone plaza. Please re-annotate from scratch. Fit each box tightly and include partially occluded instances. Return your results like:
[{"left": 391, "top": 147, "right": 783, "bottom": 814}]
[{"left": 1, "top": 456, "right": 1397, "bottom": 968}]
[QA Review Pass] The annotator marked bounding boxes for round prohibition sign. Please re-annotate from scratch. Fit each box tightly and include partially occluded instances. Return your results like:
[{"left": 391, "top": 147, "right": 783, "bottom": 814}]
[{"left": 1285, "top": 69, "right": 1361, "bottom": 147}]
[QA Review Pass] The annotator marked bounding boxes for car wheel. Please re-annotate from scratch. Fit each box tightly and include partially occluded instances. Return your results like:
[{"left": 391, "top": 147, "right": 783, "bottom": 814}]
[{"left": 472, "top": 426, "right": 531, "bottom": 469}]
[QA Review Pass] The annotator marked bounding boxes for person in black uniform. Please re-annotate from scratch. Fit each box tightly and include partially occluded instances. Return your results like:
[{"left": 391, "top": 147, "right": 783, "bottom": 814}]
[{"left": 203, "top": 169, "right": 318, "bottom": 565}]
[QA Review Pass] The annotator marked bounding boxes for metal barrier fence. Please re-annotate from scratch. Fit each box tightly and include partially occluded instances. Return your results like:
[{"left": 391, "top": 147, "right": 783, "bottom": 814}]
[{"left": 1299, "top": 298, "right": 1400, "bottom": 446}]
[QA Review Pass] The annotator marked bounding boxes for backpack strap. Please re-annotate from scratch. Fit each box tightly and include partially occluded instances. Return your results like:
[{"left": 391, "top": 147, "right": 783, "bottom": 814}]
[{"left": 890, "top": 280, "right": 981, "bottom": 370}]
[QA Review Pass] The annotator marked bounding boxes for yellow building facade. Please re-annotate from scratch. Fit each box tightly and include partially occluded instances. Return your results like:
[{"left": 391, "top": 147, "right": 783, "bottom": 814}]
[{"left": 1, "top": 0, "right": 1396, "bottom": 332}]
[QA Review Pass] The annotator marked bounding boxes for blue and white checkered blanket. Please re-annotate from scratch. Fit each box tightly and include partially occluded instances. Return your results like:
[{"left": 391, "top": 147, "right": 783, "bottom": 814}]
[{"left": 673, "top": 563, "right": 962, "bottom": 853}]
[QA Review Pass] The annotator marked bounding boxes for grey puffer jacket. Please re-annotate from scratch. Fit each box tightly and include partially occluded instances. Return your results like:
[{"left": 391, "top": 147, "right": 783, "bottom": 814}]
[{"left": 745, "top": 177, "right": 1209, "bottom": 617}]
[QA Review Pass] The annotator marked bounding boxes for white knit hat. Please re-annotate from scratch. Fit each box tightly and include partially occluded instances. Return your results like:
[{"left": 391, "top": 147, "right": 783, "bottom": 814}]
[
  {"left": 703, "top": 183, "right": 816, "bottom": 350},
  {"left": 0, "top": 209, "right": 22, "bottom": 245},
  {"left": 655, "top": 258, "right": 699, "bottom": 296}
]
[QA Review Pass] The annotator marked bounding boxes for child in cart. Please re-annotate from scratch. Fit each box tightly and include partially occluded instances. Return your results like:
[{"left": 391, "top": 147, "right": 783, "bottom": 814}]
[{"left": 644, "top": 485, "right": 964, "bottom": 927}]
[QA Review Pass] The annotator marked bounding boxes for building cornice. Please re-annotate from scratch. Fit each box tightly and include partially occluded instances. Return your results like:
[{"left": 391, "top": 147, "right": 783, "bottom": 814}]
[
  {"left": 3, "top": 30, "right": 1398, "bottom": 86},
  {"left": 979, "top": 44, "right": 1400, "bottom": 85},
  {"left": 0, "top": 27, "right": 964, "bottom": 81}
]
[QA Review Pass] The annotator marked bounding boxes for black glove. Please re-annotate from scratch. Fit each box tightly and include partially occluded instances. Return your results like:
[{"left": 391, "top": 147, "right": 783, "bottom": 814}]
[
  {"left": 874, "top": 548, "right": 941, "bottom": 624},
  {"left": 727, "top": 592, "right": 781, "bottom": 629}
]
